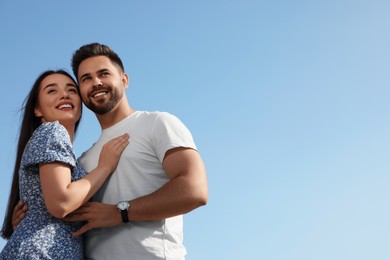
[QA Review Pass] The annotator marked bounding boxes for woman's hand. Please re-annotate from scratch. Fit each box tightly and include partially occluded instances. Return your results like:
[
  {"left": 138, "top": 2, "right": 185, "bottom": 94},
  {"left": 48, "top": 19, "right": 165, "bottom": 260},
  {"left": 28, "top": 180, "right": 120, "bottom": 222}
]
[
  {"left": 12, "top": 200, "right": 28, "bottom": 230},
  {"left": 97, "top": 133, "right": 130, "bottom": 174},
  {"left": 40, "top": 133, "right": 129, "bottom": 218}
]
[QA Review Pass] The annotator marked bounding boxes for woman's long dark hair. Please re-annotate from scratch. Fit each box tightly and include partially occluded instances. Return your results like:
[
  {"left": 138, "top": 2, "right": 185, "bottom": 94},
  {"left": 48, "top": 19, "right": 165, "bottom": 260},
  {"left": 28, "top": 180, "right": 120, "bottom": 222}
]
[{"left": 1, "top": 70, "right": 81, "bottom": 239}]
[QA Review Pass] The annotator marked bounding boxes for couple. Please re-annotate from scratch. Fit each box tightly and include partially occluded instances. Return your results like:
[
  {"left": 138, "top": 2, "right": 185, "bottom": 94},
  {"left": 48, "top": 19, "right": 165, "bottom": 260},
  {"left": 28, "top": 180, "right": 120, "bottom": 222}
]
[{"left": 0, "top": 43, "right": 208, "bottom": 259}]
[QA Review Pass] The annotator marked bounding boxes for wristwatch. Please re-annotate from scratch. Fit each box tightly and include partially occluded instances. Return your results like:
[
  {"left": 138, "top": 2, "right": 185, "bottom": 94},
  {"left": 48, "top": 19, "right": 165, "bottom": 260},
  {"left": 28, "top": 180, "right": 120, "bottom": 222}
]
[{"left": 116, "top": 201, "right": 130, "bottom": 223}]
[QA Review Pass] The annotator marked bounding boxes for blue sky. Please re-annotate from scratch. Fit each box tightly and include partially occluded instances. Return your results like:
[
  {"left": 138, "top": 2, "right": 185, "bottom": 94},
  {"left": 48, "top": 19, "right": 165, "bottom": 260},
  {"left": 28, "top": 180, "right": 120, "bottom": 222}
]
[{"left": 1, "top": 1, "right": 390, "bottom": 259}]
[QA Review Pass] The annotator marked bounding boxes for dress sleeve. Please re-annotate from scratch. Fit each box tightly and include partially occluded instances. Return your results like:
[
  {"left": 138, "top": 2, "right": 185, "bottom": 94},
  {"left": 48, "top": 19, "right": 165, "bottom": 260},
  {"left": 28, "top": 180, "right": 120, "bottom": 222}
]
[{"left": 22, "top": 121, "right": 77, "bottom": 168}]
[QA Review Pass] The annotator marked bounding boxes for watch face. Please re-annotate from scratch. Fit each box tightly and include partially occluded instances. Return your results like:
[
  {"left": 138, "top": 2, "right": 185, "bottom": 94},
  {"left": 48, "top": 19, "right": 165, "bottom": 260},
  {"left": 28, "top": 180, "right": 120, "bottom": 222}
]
[{"left": 118, "top": 201, "right": 129, "bottom": 210}]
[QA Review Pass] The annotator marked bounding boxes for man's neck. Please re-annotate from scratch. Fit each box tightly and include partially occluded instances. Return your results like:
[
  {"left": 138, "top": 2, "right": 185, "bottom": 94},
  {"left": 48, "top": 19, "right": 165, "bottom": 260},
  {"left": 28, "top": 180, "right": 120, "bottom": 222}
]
[{"left": 97, "top": 105, "right": 136, "bottom": 130}]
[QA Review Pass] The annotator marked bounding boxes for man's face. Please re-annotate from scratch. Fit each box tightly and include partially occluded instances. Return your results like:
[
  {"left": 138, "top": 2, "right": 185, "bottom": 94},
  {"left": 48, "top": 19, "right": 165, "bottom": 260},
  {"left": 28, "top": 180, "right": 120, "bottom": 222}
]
[{"left": 77, "top": 56, "right": 128, "bottom": 115}]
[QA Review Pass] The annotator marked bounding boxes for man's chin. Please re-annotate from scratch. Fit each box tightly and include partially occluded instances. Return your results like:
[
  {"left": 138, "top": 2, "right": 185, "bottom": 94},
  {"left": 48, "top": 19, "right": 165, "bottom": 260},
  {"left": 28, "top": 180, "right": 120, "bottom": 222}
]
[{"left": 87, "top": 103, "right": 114, "bottom": 115}]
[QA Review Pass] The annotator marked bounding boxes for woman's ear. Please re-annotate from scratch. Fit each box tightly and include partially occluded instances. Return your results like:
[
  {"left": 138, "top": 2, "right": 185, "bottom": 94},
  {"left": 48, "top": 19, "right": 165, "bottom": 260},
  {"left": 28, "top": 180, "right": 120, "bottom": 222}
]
[{"left": 34, "top": 106, "right": 42, "bottom": 118}]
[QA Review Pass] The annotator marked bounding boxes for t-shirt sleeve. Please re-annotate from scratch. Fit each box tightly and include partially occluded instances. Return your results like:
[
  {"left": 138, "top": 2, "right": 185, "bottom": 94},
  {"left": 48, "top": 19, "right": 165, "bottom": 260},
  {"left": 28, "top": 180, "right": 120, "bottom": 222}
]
[
  {"left": 23, "top": 121, "right": 76, "bottom": 167},
  {"left": 151, "top": 112, "right": 197, "bottom": 162}
]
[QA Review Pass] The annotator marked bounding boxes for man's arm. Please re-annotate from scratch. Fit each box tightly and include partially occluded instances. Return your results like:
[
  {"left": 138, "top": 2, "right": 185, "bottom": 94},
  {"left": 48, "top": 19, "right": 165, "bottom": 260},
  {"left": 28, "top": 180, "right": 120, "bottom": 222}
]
[
  {"left": 11, "top": 201, "right": 28, "bottom": 230},
  {"left": 66, "top": 147, "right": 208, "bottom": 236},
  {"left": 130, "top": 147, "right": 208, "bottom": 220}
]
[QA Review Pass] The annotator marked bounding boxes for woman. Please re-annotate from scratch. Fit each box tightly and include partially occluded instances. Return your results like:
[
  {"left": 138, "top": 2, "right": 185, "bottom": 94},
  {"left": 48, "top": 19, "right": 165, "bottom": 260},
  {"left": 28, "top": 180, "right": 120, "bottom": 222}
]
[{"left": 0, "top": 70, "right": 129, "bottom": 259}]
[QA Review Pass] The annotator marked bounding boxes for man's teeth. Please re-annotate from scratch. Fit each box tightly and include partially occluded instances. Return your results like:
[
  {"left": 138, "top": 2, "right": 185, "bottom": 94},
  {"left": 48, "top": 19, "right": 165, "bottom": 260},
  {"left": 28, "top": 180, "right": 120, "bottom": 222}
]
[
  {"left": 94, "top": 92, "right": 106, "bottom": 97},
  {"left": 59, "top": 104, "right": 72, "bottom": 109}
]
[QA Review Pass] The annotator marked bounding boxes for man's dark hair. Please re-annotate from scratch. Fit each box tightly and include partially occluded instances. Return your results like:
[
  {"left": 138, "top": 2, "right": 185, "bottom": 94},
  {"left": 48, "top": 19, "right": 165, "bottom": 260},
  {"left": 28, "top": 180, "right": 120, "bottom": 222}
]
[{"left": 71, "top": 43, "right": 125, "bottom": 80}]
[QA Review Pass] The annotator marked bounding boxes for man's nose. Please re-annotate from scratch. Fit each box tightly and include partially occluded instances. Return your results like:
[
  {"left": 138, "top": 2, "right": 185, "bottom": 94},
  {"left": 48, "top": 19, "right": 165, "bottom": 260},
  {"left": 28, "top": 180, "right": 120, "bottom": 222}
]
[{"left": 93, "top": 77, "right": 103, "bottom": 87}]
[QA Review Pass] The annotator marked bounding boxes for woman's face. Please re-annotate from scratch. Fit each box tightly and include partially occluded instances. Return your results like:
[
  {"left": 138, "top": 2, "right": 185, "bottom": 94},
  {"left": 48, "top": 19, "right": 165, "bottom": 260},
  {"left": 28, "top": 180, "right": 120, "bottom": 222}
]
[{"left": 34, "top": 73, "right": 81, "bottom": 128}]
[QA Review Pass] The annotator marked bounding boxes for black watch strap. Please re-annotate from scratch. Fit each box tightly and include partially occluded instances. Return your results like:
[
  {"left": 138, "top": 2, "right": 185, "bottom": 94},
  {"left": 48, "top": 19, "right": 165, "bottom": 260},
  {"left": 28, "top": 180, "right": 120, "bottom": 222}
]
[
  {"left": 117, "top": 201, "right": 130, "bottom": 223},
  {"left": 120, "top": 209, "right": 129, "bottom": 223}
]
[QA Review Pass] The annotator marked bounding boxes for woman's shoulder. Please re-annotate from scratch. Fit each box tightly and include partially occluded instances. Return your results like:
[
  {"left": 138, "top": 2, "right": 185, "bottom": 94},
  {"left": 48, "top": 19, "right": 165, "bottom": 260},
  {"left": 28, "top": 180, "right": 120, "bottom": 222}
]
[
  {"left": 32, "top": 121, "right": 68, "bottom": 140},
  {"left": 23, "top": 121, "right": 75, "bottom": 166},
  {"left": 27, "top": 121, "right": 71, "bottom": 152},
  {"left": 37, "top": 120, "right": 65, "bottom": 133}
]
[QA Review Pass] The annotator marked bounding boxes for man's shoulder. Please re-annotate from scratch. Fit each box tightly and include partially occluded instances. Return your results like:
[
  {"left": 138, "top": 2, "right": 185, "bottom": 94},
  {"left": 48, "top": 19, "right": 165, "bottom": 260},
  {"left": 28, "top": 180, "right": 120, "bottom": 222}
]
[{"left": 136, "top": 111, "right": 177, "bottom": 123}]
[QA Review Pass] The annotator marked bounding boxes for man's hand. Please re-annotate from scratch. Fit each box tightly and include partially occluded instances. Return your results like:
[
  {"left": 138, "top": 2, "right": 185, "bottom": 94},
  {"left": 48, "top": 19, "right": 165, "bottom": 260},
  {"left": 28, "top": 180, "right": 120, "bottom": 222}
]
[
  {"left": 12, "top": 200, "right": 28, "bottom": 230},
  {"left": 64, "top": 202, "right": 121, "bottom": 237}
]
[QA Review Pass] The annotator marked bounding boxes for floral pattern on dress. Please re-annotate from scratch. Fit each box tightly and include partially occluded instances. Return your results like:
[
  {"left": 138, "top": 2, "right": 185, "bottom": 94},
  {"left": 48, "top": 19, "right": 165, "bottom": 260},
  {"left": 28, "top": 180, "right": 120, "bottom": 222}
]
[{"left": 0, "top": 121, "right": 87, "bottom": 260}]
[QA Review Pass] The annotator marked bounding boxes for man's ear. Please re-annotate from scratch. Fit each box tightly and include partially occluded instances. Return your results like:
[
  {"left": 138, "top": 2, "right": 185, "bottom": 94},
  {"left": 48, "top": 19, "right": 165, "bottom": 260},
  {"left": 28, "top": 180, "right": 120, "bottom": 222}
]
[{"left": 122, "top": 73, "right": 129, "bottom": 89}]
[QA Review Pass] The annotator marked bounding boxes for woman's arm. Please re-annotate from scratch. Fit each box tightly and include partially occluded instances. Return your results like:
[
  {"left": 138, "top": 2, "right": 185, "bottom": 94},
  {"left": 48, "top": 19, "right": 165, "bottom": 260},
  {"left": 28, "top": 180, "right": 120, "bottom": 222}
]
[
  {"left": 64, "top": 147, "right": 208, "bottom": 237},
  {"left": 40, "top": 133, "right": 129, "bottom": 218}
]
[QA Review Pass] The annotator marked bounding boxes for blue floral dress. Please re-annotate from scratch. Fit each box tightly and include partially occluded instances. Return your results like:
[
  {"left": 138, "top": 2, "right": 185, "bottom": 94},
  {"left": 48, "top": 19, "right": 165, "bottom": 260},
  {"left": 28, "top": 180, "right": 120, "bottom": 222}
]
[{"left": 0, "top": 121, "right": 86, "bottom": 259}]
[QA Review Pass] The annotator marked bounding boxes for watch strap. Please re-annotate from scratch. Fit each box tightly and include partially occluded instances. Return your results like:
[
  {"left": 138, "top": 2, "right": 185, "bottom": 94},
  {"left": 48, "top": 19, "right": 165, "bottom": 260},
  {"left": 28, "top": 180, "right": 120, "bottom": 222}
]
[{"left": 120, "top": 209, "right": 129, "bottom": 223}]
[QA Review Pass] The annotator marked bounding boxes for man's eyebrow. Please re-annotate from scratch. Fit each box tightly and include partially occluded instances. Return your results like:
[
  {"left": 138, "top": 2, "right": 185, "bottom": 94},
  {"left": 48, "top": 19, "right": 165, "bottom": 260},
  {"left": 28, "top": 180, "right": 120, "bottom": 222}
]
[
  {"left": 98, "top": 68, "right": 110, "bottom": 73},
  {"left": 79, "top": 72, "right": 91, "bottom": 80},
  {"left": 79, "top": 69, "right": 110, "bottom": 80}
]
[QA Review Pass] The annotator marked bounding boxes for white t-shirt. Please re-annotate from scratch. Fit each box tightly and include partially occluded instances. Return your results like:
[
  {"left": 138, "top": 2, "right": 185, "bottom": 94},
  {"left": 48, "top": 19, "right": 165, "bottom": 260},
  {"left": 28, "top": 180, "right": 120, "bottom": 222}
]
[{"left": 79, "top": 111, "right": 196, "bottom": 260}]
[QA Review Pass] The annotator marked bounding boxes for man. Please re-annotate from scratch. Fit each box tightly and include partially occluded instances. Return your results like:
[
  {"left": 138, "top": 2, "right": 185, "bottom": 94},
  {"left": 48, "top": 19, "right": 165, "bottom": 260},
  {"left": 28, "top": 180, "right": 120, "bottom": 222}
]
[{"left": 13, "top": 43, "right": 208, "bottom": 259}]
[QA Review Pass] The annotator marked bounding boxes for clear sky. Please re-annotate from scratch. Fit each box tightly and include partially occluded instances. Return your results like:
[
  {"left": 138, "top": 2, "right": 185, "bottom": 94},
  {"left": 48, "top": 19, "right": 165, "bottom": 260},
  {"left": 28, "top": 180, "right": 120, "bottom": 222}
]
[{"left": 0, "top": 1, "right": 389, "bottom": 259}]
